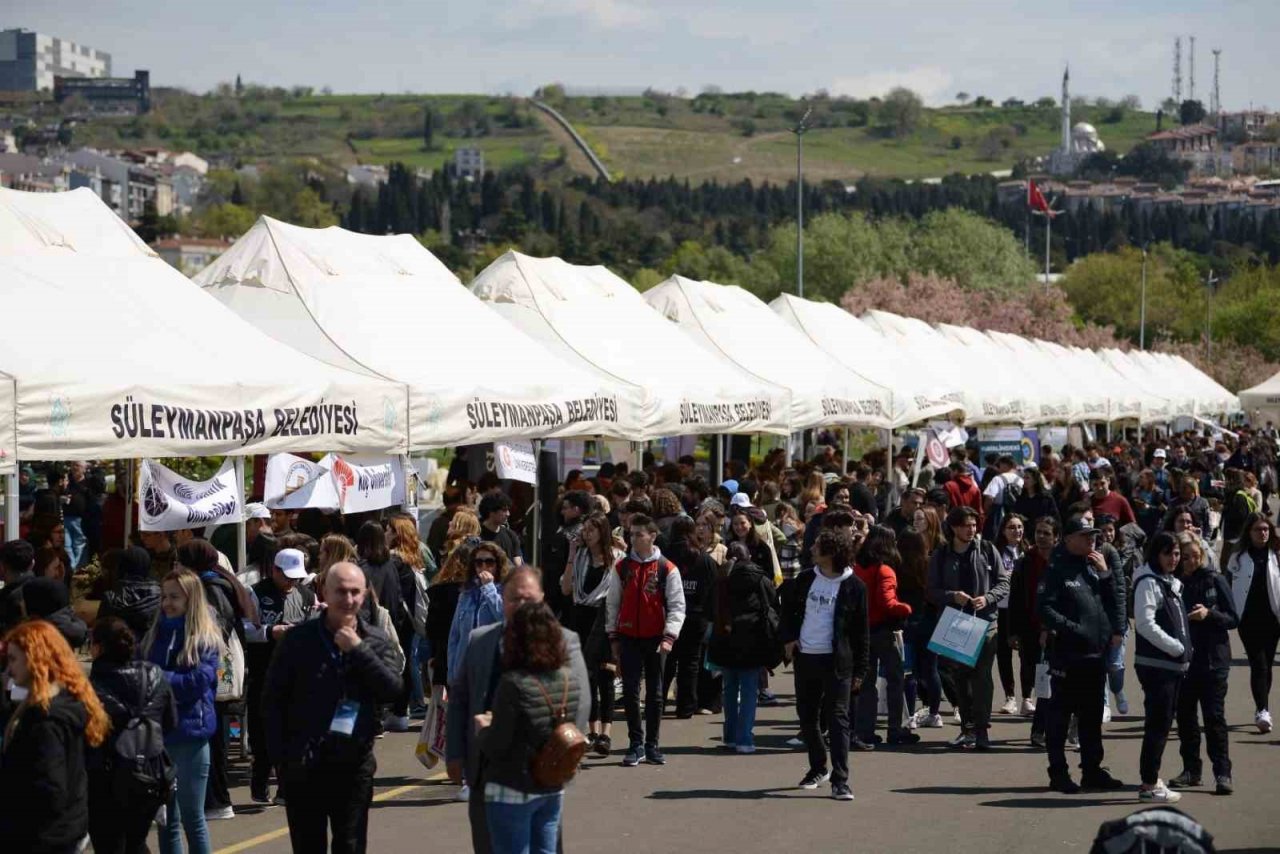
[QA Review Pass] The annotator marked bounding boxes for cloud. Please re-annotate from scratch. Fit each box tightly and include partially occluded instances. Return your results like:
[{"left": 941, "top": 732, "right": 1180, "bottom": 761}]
[
  {"left": 830, "top": 66, "right": 954, "bottom": 103},
  {"left": 499, "top": 0, "right": 656, "bottom": 30}
]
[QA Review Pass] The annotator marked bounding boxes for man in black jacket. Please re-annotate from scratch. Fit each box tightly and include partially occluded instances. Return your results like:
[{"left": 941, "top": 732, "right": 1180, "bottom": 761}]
[
  {"left": 0, "top": 540, "right": 35, "bottom": 634},
  {"left": 96, "top": 546, "right": 160, "bottom": 638},
  {"left": 780, "top": 528, "right": 868, "bottom": 802},
  {"left": 1038, "top": 515, "right": 1126, "bottom": 794},
  {"left": 545, "top": 490, "right": 590, "bottom": 617},
  {"left": 263, "top": 562, "right": 403, "bottom": 854},
  {"left": 663, "top": 516, "right": 718, "bottom": 717}
]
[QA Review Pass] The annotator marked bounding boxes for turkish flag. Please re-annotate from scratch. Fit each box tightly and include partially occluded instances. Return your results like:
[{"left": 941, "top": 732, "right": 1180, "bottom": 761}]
[{"left": 1027, "top": 180, "right": 1056, "bottom": 216}]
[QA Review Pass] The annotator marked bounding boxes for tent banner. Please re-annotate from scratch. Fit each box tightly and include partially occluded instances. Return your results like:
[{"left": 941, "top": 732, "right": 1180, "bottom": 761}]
[
  {"left": 263, "top": 452, "right": 340, "bottom": 510},
  {"left": 494, "top": 441, "right": 537, "bottom": 485},
  {"left": 324, "top": 453, "right": 399, "bottom": 513},
  {"left": 140, "top": 458, "right": 242, "bottom": 532}
]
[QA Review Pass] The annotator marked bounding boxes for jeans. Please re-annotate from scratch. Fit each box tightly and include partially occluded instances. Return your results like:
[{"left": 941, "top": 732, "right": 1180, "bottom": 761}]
[
  {"left": 161, "top": 739, "right": 211, "bottom": 854},
  {"left": 1137, "top": 665, "right": 1182, "bottom": 786},
  {"left": 283, "top": 752, "right": 376, "bottom": 854},
  {"left": 486, "top": 792, "right": 563, "bottom": 854},
  {"left": 794, "top": 653, "right": 851, "bottom": 786},
  {"left": 1240, "top": 614, "right": 1280, "bottom": 713},
  {"left": 856, "top": 627, "right": 906, "bottom": 739},
  {"left": 619, "top": 636, "right": 665, "bottom": 746},
  {"left": 1178, "top": 667, "right": 1232, "bottom": 779},
  {"left": 663, "top": 617, "right": 706, "bottom": 717},
  {"left": 1045, "top": 658, "right": 1105, "bottom": 778},
  {"left": 939, "top": 624, "right": 998, "bottom": 731},
  {"left": 722, "top": 667, "right": 761, "bottom": 748},
  {"left": 1106, "top": 635, "right": 1127, "bottom": 698},
  {"left": 409, "top": 634, "right": 428, "bottom": 709},
  {"left": 64, "top": 515, "right": 86, "bottom": 568}
]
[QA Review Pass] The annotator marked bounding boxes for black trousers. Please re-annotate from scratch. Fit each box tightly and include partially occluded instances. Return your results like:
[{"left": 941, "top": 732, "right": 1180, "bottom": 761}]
[
  {"left": 996, "top": 609, "right": 1016, "bottom": 697},
  {"left": 247, "top": 669, "right": 274, "bottom": 793},
  {"left": 283, "top": 752, "right": 376, "bottom": 854},
  {"left": 939, "top": 625, "right": 998, "bottom": 731},
  {"left": 205, "top": 701, "right": 232, "bottom": 811},
  {"left": 1178, "top": 667, "right": 1231, "bottom": 779},
  {"left": 1017, "top": 632, "right": 1042, "bottom": 704},
  {"left": 1046, "top": 657, "right": 1106, "bottom": 778},
  {"left": 620, "top": 636, "right": 665, "bottom": 746},
  {"left": 1240, "top": 614, "right": 1280, "bottom": 713},
  {"left": 794, "top": 653, "right": 851, "bottom": 786},
  {"left": 88, "top": 770, "right": 158, "bottom": 854},
  {"left": 1137, "top": 665, "right": 1182, "bottom": 786},
  {"left": 663, "top": 617, "right": 706, "bottom": 717}
]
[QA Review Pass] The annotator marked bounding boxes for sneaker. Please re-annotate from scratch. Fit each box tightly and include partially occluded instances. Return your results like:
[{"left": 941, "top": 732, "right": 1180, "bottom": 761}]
[
  {"left": 385, "top": 715, "right": 412, "bottom": 733},
  {"left": 1048, "top": 774, "right": 1081, "bottom": 794},
  {"left": 1081, "top": 768, "right": 1125, "bottom": 790},
  {"left": 906, "top": 710, "right": 920, "bottom": 731},
  {"left": 455, "top": 784, "right": 470, "bottom": 802},
  {"left": 1102, "top": 703, "right": 1112, "bottom": 724},
  {"left": 887, "top": 731, "right": 921, "bottom": 746},
  {"left": 974, "top": 729, "right": 992, "bottom": 751},
  {"left": 786, "top": 736, "right": 806, "bottom": 747},
  {"left": 250, "top": 786, "right": 270, "bottom": 805},
  {"left": 949, "top": 731, "right": 975, "bottom": 750},
  {"left": 1257, "top": 709, "right": 1273, "bottom": 734},
  {"left": 623, "top": 744, "right": 643, "bottom": 767},
  {"left": 1139, "top": 782, "right": 1181, "bottom": 804},
  {"left": 1030, "top": 731, "right": 1047, "bottom": 748},
  {"left": 758, "top": 690, "right": 780, "bottom": 707},
  {"left": 1021, "top": 698, "right": 1037, "bottom": 716},
  {"left": 831, "top": 782, "right": 855, "bottom": 801},
  {"left": 1000, "top": 696, "right": 1019, "bottom": 715},
  {"left": 644, "top": 744, "right": 666, "bottom": 765},
  {"left": 735, "top": 745, "right": 757, "bottom": 754},
  {"left": 206, "top": 806, "right": 235, "bottom": 821},
  {"left": 1168, "top": 769, "right": 1202, "bottom": 789},
  {"left": 272, "top": 792, "right": 287, "bottom": 807},
  {"left": 696, "top": 708, "right": 714, "bottom": 716},
  {"left": 798, "top": 769, "right": 830, "bottom": 789},
  {"left": 1214, "top": 775, "right": 1234, "bottom": 796},
  {"left": 593, "top": 734, "right": 612, "bottom": 758},
  {"left": 409, "top": 703, "right": 428, "bottom": 718},
  {"left": 849, "top": 737, "right": 875, "bottom": 752},
  {"left": 952, "top": 709, "right": 962, "bottom": 724},
  {"left": 922, "top": 713, "right": 944, "bottom": 728},
  {"left": 1116, "top": 692, "right": 1129, "bottom": 716}
]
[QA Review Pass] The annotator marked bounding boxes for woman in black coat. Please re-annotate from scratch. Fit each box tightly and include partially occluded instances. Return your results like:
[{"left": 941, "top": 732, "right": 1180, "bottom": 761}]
[{"left": 87, "top": 617, "right": 177, "bottom": 854}]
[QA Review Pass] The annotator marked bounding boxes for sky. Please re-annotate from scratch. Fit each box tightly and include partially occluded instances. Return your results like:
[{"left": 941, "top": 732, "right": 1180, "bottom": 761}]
[{"left": 9, "top": 0, "right": 1278, "bottom": 110}]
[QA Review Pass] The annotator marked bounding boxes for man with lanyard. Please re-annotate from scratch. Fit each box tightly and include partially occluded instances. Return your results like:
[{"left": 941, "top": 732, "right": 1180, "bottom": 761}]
[
  {"left": 247, "top": 548, "right": 316, "bottom": 805},
  {"left": 263, "top": 562, "right": 402, "bottom": 853},
  {"left": 446, "top": 567, "right": 590, "bottom": 853},
  {"left": 1037, "top": 515, "right": 1126, "bottom": 795},
  {"left": 927, "top": 506, "right": 1009, "bottom": 750}
]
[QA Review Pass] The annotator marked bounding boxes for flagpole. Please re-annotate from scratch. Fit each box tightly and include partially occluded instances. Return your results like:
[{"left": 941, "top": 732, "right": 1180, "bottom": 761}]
[{"left": 1044, "top": 211, "right": 1051, "bottom": 287}]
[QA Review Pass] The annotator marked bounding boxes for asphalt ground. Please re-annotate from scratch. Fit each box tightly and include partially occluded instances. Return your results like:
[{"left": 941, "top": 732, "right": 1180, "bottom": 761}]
[{"left": 202, "top": 635, "right": 1280, "bottom": 854}]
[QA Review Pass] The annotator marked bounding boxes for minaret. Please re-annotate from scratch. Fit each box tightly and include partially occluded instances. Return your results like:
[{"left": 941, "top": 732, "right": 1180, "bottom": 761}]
[{"left": 1061, "top": 65, "right": 1071, "bottom": 154}]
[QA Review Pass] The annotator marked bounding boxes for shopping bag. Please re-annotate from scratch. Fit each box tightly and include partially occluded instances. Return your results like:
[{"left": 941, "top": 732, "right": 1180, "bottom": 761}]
[
  {"left": 926, "top": 606, "right": 990, "bottom": 668},
  {"left": 1034, "top": 656, "right": 1053, "bottom": 700},
  {"left": 415, "top": 684, "right": 448, "bottom": 770}
]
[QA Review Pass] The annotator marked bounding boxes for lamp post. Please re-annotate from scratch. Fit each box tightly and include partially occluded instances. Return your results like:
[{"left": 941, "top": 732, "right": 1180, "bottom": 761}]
[
  {"left": 791, "top": 106, "right": 812, "bottom": 298},
  {"left": 1204, "top": 267, "right": 1219, "bottom": 363},
  {"left": 1139, "top": 244, "right": 1149, "bottom": 350}
]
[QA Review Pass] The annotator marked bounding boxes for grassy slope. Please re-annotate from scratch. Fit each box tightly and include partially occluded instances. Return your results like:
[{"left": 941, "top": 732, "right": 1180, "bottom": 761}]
[{"left": 66, "top": 89, "right": 1156, "bottom": 183}]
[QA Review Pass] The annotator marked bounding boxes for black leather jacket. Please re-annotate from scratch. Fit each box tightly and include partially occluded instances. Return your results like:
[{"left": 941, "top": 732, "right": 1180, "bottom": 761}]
[{"left": 87, "top": 659, "right": 177, "bottom": 771}]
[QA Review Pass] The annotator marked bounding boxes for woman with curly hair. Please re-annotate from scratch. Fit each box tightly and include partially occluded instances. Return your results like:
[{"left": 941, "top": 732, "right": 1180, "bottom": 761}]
[
  {"left": 0, "top": 618, "right": 111, "bottom": 852},
  {"left": 446, "top": 541, "right": 509, "bottom": 686}
]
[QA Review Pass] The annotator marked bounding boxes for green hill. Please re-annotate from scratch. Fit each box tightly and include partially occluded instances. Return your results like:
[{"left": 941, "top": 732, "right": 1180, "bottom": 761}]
[{"left": 65, "top": 87, "right": 1158, "bottom": 184}]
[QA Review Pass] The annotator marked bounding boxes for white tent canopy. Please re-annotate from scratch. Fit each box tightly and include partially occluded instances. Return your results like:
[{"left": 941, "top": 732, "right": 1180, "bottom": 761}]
[
  {"left": 769, "top": 294, "right": 964, "bottom": 427},
  {"left": 936, "top": 324, "right": 1075, "bottom": 426},
  {"left": 0, "top": 370, "right": 15, "bottom": 475},
  {"left": 1239, "top": 371, "right": 1280, "bottom": 425},
  {"left": 1100, "top": 350, "right": 1183, "bottom": 422},
  {"left": 470, "top": 252, "right": 791, "bottom": 438},
  {"left": 195, "top": 218, "right": 643, "bottom": 450},
  {"left": 0, "top": 188, "right": 409, "bottom": 460},
  {"left": 644, "top": 278, "right": 893, "bottom": 429}
]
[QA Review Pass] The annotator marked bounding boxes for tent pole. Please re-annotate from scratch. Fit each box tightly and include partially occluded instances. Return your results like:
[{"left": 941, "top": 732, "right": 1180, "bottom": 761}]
[
  {"left": 885, "top": 429, "right": 895, "bottom": 505},
  {"left": 3, "top": 470, "right": 17, "bottom": 539},
  {"left": 234, "top": 456, "right": 247, "bottom": 573},
  {"left": 910, "top": 429, "right": 927, "bottom": 488},
  {"left": 709, "top": 434, "right": 723, "bottom": 487},
  {"left": 531, "top": 439, "right": 542, "bottom": 567},
  {"left": 842, "top": 428, "right": 850, "bottom": 475},
  {"left": 123, "top": 459, "right": 135, "bottom": 543}
]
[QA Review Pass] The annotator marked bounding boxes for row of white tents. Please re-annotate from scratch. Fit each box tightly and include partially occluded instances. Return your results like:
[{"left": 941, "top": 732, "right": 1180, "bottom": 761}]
[{"left": 1, "top": 187, "right": 1244, "bottom": 491}]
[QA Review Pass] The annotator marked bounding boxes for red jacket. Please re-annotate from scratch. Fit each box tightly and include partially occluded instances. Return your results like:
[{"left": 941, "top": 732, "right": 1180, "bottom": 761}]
[
  {"left": 853, "top": 562, "right": 912, "bottom": 629},
  {"left": 945, "top": 474, "right": 984, "bottom": 521},
  {"left": 606, "top": 551, "right": 686, "bottom": 643},
  {"left": 1008, "top": 549, "right": 1049, "bottom": 637}
]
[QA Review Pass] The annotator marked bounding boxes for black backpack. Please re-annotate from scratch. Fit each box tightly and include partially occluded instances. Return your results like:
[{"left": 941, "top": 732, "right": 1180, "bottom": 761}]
[
  {"left": 1089, "top": 807, "right": 1215, "bottom": 854},
  {"left": 109, "top": 666, "right": 176, "bottom": 809}
]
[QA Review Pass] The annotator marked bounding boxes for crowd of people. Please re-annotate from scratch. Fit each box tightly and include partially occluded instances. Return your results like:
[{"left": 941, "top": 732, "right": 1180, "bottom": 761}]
[{"left": 1, "top": 424, "right": 1278, "bottom": 851}]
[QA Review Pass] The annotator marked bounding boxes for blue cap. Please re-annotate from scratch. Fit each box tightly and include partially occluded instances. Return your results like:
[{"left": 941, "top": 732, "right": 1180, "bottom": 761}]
[{"left": 720, "top": 479, "right": 739, "bottom": 494}]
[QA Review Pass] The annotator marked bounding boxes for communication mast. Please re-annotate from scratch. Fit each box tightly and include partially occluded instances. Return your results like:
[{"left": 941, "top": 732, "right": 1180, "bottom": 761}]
[
  {"left": 1211, "top": 49, "right": 1221, "bottom": 115},
  {"left": 1172, "top": 37, "right": 1182, "bottom": 104},
  {"left": 1189, "top": 36, "right": 1196, "bottom": 102}
]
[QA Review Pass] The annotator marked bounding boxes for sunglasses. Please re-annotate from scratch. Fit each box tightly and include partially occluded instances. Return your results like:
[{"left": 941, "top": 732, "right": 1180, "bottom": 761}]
[{"left": 473, "top": 556, "right": 498, "bottom": 567}]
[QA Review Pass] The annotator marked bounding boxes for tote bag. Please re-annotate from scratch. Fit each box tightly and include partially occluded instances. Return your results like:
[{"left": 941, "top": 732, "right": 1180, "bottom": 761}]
[{"left": 926, "top": 606, "right": 990, "bottom": 668}]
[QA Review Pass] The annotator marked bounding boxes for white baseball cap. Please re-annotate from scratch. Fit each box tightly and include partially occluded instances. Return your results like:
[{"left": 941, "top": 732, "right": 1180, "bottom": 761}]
[
  {"left": 1153, "top": 448, "right": 1167, "bottom": 459},
  {"left": 730, "top": 493, "right": 752, "bottom": 508},
  {"left": 244, "top": 502, "right": 271, "bottom": 521},
  {"left": 274, "top": 548, "right": 308, "bottom": 579}
]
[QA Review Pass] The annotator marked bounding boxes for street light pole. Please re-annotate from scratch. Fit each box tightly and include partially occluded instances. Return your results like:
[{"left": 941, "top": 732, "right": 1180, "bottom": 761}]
[
  {"left": 1205, "top": 267, "right": 1219, "bottom": 364},
  {"left": 1139, "top": 245, "right": 1148, "bottom": 350},
  {"left": 792, "top": 106, "right": 812, "bottom": 298}
]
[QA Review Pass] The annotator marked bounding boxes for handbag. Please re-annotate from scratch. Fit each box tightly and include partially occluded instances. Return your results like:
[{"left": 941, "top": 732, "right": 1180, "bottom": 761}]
[
  {"left": 1034, "top": 654, "right": 1053, "bottom": 700},
  {"left": 926, "top": 605, "right": 991, "bottom": 668},
  {"left": 415, "top": 684, "right": 448, "bottom": 770},
  {"left": 215, "top": 631, "right": 245, "bottom": 702}
]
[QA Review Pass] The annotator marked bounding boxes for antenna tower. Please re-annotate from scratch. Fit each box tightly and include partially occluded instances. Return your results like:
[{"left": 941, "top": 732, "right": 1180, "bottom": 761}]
[
  {"left": 1211, "top": 49, "right": 1221, "bottom": 115},
  {"left": 1172, "top": 37, "right": 1182, "bottom": 104},
  {"left": 1189, "top": 36, "right": 1196, "bottom": 102}
]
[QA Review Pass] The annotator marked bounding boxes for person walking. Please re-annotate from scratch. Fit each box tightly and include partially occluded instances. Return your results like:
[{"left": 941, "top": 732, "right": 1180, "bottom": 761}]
[
  {"left": 88, "top": 617, "right": 177, "bottom": 854},
  {"left": 993, "top": 514, "right": 1027, "bottom": 716},
  {"left": 447, "top": 542, "right": 508, "bottom": 687},
  {"left": 1037, "top": 516, "right": 1126, "bottom": 794},
  {"left": 0, "top": 619, "right": 111, "bottom": 853},
  {"left": 1009, "top": 516, "right": 1059, "bottom": 744},
  {"left": 662, "top": 515, "right": 718, "bottom": 719},
  {"left": 140, "top": 570, "right": 223, "bottom": 854},
  {"left": 1169, "top": 532, "right": 1238, "bottom": 796},
  {"left": 927, "top": 506, "right": 1009, "bottom": 750},
  {"left": 1224, "top": 512, "right": 1280, "bottom": 734},
  {"left": 708, "top": 542, "right": 780, "bottom": 753},
  {"left": 473, "top": 601, "right": 582, "bottom": 854},
  {"left": 1132, "top": 532, "right": 1191, "bottom": 803},
  {"left": 606, "top": 514, "right": 686, "bottom": 767},
  {"left": 262, "top": 562, "right": 404, "bottom": 854},
  {"left": 446, "top": 567, "right": 590, "bottom": 854},
  {"left": 780, "top": 528, "right": 868, "bottom": 801},
  {"left": 853, "top": 525, "right": 915, "bottom": 749},
  {"left": 897, "top": 528, "right": 944, "bottom": 731}
]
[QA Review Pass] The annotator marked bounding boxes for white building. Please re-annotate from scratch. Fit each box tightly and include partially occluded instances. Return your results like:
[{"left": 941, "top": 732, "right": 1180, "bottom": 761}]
[
  {"left": 454, "top": 147, "right": 484, "bottom": 180},
  {"left": 0, "top": 29, "right": 111, "bottom": 92}
]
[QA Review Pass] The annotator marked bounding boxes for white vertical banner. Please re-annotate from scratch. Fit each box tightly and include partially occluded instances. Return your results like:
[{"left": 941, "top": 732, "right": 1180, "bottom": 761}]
[
  {"left": 494, "top": 441, "right": 537, "bottom": 485},
  {"left": 139, "top": 458, "right": 243, "bottom": 532}
]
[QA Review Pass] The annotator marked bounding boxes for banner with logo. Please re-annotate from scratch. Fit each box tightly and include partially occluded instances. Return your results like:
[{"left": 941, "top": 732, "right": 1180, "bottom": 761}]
[
  {"left": 323, "top": 453, "right": 399, "bottom": 514},
  {"left": 139, "top": 458, "right": 243, "bottom": 532},
  {"left": 494, "top": 441, "right": 537, "bottom": 485},
  {"left": 263, "top": 452, "right": 340, "bottom": 510}
]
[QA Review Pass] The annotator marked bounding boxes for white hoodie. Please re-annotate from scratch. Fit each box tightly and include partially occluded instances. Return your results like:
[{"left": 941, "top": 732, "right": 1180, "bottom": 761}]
[{"left": 1132, "top": 563, "right": 1186, "bottom": 658}]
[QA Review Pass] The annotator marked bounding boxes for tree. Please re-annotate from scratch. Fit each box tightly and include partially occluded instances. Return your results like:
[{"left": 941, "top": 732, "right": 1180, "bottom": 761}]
[
  {"left": 1180, "top": 99, "right": 1207, "bottom": 126},
  {"left": 972, "top": 95, "right": 993, "bottom": 108},
  {"left": 195, "top": 203, "right": 256, "bottom": 239},
  {"left": 956, "top": 92, "right": 971, "bottom": 105},
  {"left": 909, "top": 208, "right": 1036, "bottom": 292},
  {"left": 422, "top": 107, "right": 436, "bottom": 151},
  {"left": 878, "top": 88, "right": 923, "bottom": 138}
]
